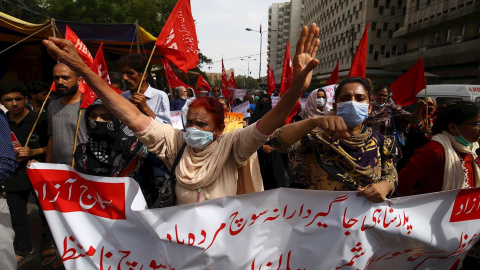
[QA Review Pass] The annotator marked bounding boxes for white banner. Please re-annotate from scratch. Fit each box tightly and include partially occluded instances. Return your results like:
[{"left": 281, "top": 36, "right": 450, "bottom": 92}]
[
  {"left": 300, "top": 97, "right": 308, "bottom": 109},
  {"left": 27, "top": 163, "right": 480, "bottom": 270},
  {"left": 170, "top": 110, "right": 184, "bottom": 130},
  {"left": 232, "top": 101, "right": 250, "bottom": 118}
]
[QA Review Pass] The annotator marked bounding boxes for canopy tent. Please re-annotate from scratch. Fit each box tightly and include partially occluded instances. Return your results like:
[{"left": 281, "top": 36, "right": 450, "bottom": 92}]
[{"left": 0, "top": 12, "right": 165, "bottom": 83}]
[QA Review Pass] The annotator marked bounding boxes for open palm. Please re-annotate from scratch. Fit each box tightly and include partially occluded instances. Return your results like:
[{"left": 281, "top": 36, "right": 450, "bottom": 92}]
[{"left": 291, "top": 24, "right": 320, "bottom": 92}]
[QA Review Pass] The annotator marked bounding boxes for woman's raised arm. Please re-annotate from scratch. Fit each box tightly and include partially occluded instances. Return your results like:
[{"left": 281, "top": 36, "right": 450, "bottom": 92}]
[
  {"left": 42, "top": 38, "right": 150, "bottom": 132},
  {"left": 256, "top": 23, "right": 320, "bottom": 135}
]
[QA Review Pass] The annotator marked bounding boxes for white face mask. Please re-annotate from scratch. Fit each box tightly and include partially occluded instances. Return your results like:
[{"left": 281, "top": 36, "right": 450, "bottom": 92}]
[
  {"left": 183, "top": 127, "right": 214, "bottom": 149},
  {"left": 317, "top": 97, "right": 326, "bottom": 108}
]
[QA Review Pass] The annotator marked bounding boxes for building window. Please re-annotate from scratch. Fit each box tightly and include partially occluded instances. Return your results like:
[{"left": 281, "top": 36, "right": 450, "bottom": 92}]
[
  {"left": 372, "top": 22, "right": 377, "bottom": 31},
  {"left": 415, "top": 0, "right": 420, "bottom": 11},
  {"left": 381, "top": 45, "right": 386, "bottom": 54},
  {"left": 388, "top": 30, "right": 393, "bottom": 38},
  {"left": 377, "top": 29, "right": 382, "bottom": 38},
  {"left": 386, "top": 0, "right": 391, "bottom": 8},
  {"left": 383, "top": 22, "right": 388, "bottom": 31},
  {"left": 379, "top": 6, "right": 384, "bottom": 15},
  {"left": 374, "top": 51, "right": 379, "bottom": 61},
  {"left": 369, "top": 44, "right": 374, "bottom": 54},
  {"left": 374, "top": 0, "right": 379, "bottom": 8},
  {"left": 395, "top": 23, "right": 400, "bottom": 31},
  {"left": 393, "top": 45, "right": 397, "bottom": 55},
  {"left": 391, "top": 7, "right": 396, "bottom": 15}
]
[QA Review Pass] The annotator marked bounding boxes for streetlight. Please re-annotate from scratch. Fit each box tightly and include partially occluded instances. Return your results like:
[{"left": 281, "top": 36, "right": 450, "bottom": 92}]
[
  {"left": 241, "top": 57, "right": 256, "bottom": 89},
  {"left": 246, "top": 25, "right": 277, "bottom": 80}
]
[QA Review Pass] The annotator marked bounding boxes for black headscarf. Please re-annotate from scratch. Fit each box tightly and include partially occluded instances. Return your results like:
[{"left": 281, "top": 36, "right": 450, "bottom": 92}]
[{"left": 249, "top": 94, "right": 272, "bottom": 125}]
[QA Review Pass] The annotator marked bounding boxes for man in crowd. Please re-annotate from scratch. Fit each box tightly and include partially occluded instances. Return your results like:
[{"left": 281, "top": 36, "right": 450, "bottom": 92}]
[
  {"left": 46, "top": 63, "right": 87, "bottom": 165},
  {"left": 119, "top": 53, "right": 172, "bottom": 206},
  {"left": 26, "top": 81, "right": 51, "bottom": 114},
  {"left": 0, "top": 104, "right": 18, "bottom": 270},
  {"left": 0, "top": 82, "right": 55, "bottom": 266},
  {"left": 170, "top": 86, "right": 188, "bottom": 111},
  {"left": 119, "top": 53, "right": 171, "bottom": 124}
]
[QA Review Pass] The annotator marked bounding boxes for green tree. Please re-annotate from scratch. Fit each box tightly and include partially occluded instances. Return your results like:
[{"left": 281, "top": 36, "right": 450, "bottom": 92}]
[{"left": 235, "top": 75, "right": 258, "bottom": 90}]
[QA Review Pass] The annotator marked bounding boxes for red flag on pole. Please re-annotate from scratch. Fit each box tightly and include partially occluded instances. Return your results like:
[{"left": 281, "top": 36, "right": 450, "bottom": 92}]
[
  {"left": 221, "top": 59, "right": 230, "bottom": 99},
  {"left": 267, "top": 64, "right": 276, "bottom": 95},
  {"left": 280, "top": 42, "right": 293, "bottom": 95},
  {"left": 155, "top": 0, "right": 198, "bottom": 74},
  {"left": 196, "top": 74, "right": 211, "bottom": 92},
  {"left": 65, "top": 25, "right": 94, "bottom": 70},
  {"left": 390, "top": 57, "right": 427, "bottom": 107},
  {"left": 326, "top": 61, "right": 339, "bottom": 86},
  {"left": 347, "top": 23, "right": 370, "bottom": 78},
  {"left": 227, "top": 71, "right": 237, "bottom": 89},
  {"left": 162, "top": 59, "right": 191, "bottom": 90},
  {"left": 80, "top": 43, "right": 119, "bottom": 109}
]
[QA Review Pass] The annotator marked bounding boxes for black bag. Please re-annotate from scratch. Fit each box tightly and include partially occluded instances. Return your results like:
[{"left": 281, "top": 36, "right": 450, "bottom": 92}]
[{"left": 151, "top": 144, "right": 187, "bottom": 208}]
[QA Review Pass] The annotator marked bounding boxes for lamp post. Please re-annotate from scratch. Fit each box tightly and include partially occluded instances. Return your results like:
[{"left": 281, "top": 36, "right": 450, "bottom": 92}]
[
  {"left": 241, "top": 57, "right": 256, "bottom": 89},
  {"left": 246, "top": 25, "right": 277, "bottom": 80}
]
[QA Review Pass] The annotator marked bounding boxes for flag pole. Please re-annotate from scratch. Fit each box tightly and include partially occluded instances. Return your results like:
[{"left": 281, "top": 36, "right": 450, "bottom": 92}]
[
  {"left": 136, "top": 46, "right": 157, "bottom": 93},
  {"left": 71, "top": 109, "right": 83, "bottom": 168},
  {"left": 25, "top": 89, "right": 52, "bottom": 147},
  {"left": 425, "top": 85, "right": 429, "bottom": 126}
]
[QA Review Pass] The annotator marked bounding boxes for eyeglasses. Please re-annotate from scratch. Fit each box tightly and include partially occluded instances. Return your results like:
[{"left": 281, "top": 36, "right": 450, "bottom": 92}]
[
  {"left": 212, "top": 90, "right": 220, "bottom": 92},
  {"left": 462, "top": 122, "right": 480, "bottom": 128}
]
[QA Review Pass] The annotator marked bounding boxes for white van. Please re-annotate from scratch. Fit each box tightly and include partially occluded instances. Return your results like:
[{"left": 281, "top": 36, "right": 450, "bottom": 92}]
[
  {"left": 402, "top": 85, "right": 480, "bottom": 112},
  {"left": 416, "top": 85, "right": 480, "bottom": 105}
]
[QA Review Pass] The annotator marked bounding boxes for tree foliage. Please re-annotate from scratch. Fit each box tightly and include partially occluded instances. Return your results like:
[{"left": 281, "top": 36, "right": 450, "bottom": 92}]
[
  {"left": 0, "top": 0, "right": 212, "bottom": 69},
  {"left": 234, "top": 75, "right": 259, "bottom": 90}
]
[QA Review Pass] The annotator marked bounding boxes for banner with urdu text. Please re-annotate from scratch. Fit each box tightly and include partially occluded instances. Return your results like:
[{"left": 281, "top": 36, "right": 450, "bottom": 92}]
[{"left": 27, "top": 163, "right": 480, "bottom": 270}]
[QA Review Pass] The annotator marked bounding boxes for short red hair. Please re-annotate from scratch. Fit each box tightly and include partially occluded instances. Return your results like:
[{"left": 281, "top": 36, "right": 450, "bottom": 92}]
[{"left": 189, "top": 97, "right": 225, "bottom": 130}]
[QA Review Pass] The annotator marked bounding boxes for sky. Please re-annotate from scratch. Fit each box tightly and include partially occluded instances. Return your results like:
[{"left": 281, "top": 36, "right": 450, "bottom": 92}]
[{"left": 191, "top": 0, "right": 280, "bottom": 79}]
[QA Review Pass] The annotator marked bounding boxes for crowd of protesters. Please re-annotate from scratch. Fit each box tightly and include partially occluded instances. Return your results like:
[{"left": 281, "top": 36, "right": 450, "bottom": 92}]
[{"left": 0, "top": 22, "right": 479, "bottom": 269}]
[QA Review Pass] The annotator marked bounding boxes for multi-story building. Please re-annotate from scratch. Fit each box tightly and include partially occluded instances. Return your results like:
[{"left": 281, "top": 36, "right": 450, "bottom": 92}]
[
  {"left": 206, "top": 68, "right": 235, "bottom": 85},
  {"left": 268, "top": 2, "right": 291, "bottom": 82},
  {"left": 301, "top": 0, "right": 408, "bottom": 84},
  {"left": 381, "top": 0, "right": 480, "bottom": 84}
]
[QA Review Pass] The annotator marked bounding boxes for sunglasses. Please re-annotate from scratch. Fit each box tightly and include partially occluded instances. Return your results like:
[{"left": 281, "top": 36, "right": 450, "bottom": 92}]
[{"left": 212, "top": 90, "right": 220, "bottom": 92}]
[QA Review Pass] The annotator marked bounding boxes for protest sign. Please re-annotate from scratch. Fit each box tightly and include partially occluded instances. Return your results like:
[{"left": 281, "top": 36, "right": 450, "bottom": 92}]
[
  {"left": 322, "top": 84, "right": 337, "bottom": 110},
  {"left": 300, "top": 97, "right": 308, "bottom": 110},
  {"left": 271, "top": 96, "right": 279, "bottom": 107},
  {"left": 232, "top": 101, "right": 250, "bottom": 118},
  {"left": 170, "top": 110, "right": 184, "bottom": 130},
  {"left": 27, "top": 163, "right": 480, "bottom": 270},
  {"left": 223, "top": 112, "right": 244, "bottom": 134},
  {"left": 233, "top": 89, "right": 247, "bottom": 100}
]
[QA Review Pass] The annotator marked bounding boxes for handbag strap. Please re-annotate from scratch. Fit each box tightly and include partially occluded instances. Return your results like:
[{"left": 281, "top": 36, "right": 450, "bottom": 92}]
[{"left": 169, "top": 143, "right": 187, "bottom": 178}]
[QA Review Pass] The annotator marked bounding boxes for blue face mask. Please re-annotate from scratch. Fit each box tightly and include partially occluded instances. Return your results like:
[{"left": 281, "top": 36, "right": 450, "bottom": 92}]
[
  {"left": 183, "top": 127, "right": 214, "bottom": 149},
  {"left": 454, "top": 125, "right": 472, "bottom": 147},
  {"left": 373, "top": 100, "right": 386, "bottom": 107},
  {"left": 336, "top": 101, "right": 370, "bottom": 127}
]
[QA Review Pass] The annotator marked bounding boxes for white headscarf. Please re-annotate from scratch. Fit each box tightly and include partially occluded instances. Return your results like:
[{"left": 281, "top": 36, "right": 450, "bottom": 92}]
[
  {"left": 432, "top": 131, "right": 480, "bottom": 191},
  {"left": 299, "top": 89, "right": 331, "bottom": 119}
]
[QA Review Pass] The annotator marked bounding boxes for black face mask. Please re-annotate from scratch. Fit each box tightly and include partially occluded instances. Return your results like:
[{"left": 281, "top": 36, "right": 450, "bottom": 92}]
[{"left": 87, "top": 120, "right": 116, "bottom": 142}]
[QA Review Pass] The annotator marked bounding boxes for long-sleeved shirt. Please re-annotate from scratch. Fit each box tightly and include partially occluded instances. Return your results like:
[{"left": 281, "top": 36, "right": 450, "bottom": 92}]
[
  {"left": 121, "top": 85, "right": 172, "bottom": 125},
  {"left": 0, "top": 110, "right": 18, "bottom": 193}
]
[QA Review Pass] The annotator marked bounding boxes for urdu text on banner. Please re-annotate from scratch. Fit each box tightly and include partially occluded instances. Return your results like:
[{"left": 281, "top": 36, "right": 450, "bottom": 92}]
[{"left": 27, "top": 163, "right": 480, "bottom": 269}]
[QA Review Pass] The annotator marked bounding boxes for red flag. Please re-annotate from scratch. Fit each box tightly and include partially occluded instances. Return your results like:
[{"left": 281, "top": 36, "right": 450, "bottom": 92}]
[
  {"left": 81, "top": 43, "right": 116, "bottom": 109},
  {"left": 221, "top": 59, "right": 230, "bottom": 99},
  {"left": 285, "top": 100, "right": 301, "bottom": 125},
  {"left": 390, "top": 57, "right": 427, "bottom": 107},
  {"left": 196, "top": 74, "right": 211, "bottom": 92},
  {"left": 347, "top": 23, "right": 370, "bottom": 78},
  {"left": 65, "top": 25, "right": 94, "bottom": 70},
  {"left": 227, "top": 71, "right": 237, "bottom": 89},
  {"left": 326, "top": 61, "right": 339, "bottom": 86},
  {"left": 162, "top": 59, "right": 191, "bottom": 89},
  {"left": 279, "top": 42, "right": 293, "bottom": 95},
  {"left": 155, "top": 0, "right": 198, "bottom": 74},
  {"left": 267, "top": 65, "right": 276, "bottom": 95}
]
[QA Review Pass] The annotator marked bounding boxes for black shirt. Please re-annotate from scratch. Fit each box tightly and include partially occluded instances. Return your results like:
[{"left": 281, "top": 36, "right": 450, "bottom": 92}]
[{"left": 5, "top": 110, "right": 48, "bottom": 192}]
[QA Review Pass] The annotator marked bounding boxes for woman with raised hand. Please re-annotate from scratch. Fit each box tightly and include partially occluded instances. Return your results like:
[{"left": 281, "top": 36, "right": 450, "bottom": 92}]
[
  {"left": 271, "top": 77, "right": 398, "bottom": 203},
  {"left": 42, "top": 23, "right": 320, "bottom": 205}
]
